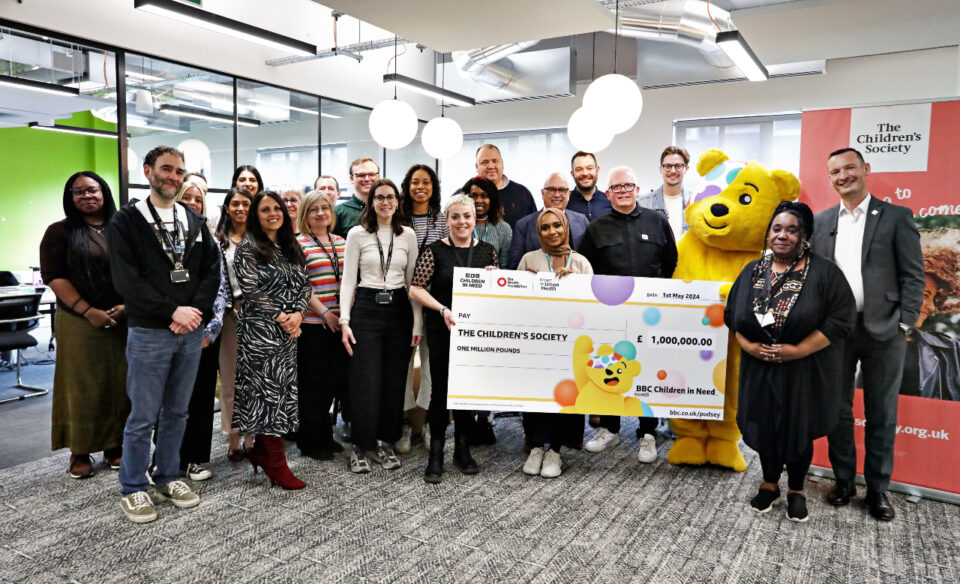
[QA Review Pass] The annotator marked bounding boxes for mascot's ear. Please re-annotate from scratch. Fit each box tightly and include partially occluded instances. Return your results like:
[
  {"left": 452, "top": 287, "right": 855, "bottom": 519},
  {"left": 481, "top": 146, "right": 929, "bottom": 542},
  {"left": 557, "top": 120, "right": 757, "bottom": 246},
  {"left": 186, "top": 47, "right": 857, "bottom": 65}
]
[
  {"left": 771, "top": 169, "right": 800, "bottom": 202},
  {"left": 628, "top": 360, "right": 642, "bottom": 376},
  {"left": 697, "top": 149, "right": 729, "bottom": 176}
]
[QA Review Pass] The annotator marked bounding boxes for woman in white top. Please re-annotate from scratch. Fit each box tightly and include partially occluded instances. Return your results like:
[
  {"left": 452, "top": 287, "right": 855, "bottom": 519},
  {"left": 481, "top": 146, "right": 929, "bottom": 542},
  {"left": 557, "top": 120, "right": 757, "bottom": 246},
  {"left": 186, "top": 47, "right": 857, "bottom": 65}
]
[
  {"left": 213, "top": 187, "right": 255, "bottom": 461},
  {"left": 340, "top": 179, "right": 423, "bottom": 473}
]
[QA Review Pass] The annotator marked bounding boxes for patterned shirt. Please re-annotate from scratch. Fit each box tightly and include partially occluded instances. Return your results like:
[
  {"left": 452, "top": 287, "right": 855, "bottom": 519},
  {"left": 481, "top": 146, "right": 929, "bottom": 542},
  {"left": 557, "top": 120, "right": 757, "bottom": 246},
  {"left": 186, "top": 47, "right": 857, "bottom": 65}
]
[{"left": 297, "top": 232, "right": 346, "bottom": 325}]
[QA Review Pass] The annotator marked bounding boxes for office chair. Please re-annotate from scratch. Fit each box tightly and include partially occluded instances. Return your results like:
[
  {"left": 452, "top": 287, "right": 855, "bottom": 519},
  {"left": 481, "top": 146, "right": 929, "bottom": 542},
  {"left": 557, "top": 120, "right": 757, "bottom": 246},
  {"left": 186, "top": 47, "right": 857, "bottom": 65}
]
[{"left": 0, "top": 291, "right": 48, "bottom": 405}]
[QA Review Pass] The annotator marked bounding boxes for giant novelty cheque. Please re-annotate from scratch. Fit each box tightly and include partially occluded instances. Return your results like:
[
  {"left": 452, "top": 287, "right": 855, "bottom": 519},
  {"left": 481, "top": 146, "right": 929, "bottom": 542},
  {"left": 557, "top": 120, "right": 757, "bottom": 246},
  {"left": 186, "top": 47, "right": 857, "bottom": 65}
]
[{"left": 447, "top": 268, "right": 729, "bottom": 420}]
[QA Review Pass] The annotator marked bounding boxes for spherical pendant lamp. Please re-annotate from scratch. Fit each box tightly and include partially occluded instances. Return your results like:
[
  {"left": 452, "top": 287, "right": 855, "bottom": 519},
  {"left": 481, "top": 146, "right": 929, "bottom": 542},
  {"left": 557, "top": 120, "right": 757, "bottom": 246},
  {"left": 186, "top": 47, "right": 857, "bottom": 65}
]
[
  {"left": 567, "top": 106, "right": 613, "bottom": 153},
  {"left": 421, "top": 116, "right": 463, "bottom": 160},
  {"left": 582, "top": 73, "right": 643, "bottom": 135},
  {"left": 369, "top": 99, "right": 418, "bottom": 150}
]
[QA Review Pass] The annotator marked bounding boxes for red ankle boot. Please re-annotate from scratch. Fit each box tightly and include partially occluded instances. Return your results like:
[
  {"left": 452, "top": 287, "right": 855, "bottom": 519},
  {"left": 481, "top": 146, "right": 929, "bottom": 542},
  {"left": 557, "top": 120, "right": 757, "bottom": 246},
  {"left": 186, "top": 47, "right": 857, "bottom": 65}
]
[
  {"left": 248, "top": 435, "right": 268, "bottom": 474},
  {"left": 259, "top": 435, "right": 305, "bottom": 490}
]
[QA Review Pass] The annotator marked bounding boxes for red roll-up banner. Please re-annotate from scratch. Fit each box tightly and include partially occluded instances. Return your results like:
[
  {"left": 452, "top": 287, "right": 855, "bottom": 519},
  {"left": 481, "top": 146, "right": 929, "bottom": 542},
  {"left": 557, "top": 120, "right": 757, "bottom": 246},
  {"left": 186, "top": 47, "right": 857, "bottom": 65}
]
[{"left": 799, "top": 100, "right": 960, "bottom": 501}]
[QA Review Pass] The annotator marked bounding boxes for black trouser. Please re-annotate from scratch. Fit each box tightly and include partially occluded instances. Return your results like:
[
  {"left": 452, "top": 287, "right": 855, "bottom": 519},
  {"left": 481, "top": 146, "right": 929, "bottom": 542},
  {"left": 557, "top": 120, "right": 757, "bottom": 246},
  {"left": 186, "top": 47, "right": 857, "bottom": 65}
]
[
  {"left": 426, "top": 325, "right": 473, "bottom": 440},
  {"left": 758, "top": 441, "right": 814, "bottom": 491},
  {"left": 348, "top": 288, "right": 414, "bottom": 451},
  {"left": 179, "top": 335, "right": 220, "bottom": 467},
  {"left": 828, "top": 316, "right": 906, "bottom": 493},
  {"left": 598, "top": 415, "right": 658, "bottom": 437},
  {"left": 296, "top": 323, "right": 346, "bottom": 454},
  {"left": 523, "top": 412, "right": 583, "bottom": 452}
]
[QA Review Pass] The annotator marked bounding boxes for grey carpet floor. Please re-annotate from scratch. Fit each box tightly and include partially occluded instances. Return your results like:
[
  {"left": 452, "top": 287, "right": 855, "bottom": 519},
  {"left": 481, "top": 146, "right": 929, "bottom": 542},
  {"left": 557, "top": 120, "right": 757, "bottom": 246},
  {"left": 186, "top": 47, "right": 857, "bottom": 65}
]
[{"left": 1, "top": 415, "right": 958, "bottom": 584}]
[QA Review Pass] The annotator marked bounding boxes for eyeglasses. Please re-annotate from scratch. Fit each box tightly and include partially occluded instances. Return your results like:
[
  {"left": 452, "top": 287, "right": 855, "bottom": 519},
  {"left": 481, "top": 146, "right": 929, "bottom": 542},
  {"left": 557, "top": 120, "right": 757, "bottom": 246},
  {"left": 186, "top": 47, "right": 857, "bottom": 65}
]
[
  {"left": 661, "top": 164, "right": 687, "bottom": 171},
  {"left": 373, "top": 194, "right": 397, "bottom": 203},
  {"left": 542, "top": 187, "right": 570, "bottom": 195},
  {"left": 608, "top": 183, "right": 636, "bottom": 193},
  {"left": 352, "top": 172, "right": 379, "bottom": 180},
  {"left": 71, "top": 186, "right": 102, "bottom": 196}
]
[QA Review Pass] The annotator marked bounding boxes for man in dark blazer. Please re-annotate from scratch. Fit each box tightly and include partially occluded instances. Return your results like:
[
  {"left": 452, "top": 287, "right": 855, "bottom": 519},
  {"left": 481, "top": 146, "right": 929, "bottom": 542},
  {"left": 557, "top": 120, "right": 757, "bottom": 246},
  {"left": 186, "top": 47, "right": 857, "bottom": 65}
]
[{"left": 812, "top": 147, "right": 924, "bottom": 521}]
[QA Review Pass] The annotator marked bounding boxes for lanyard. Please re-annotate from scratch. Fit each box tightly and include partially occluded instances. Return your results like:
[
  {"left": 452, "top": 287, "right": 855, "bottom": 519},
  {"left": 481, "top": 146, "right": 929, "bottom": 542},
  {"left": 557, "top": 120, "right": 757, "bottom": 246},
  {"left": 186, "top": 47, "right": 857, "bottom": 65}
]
[
  {"left": 309, "top": 232, "right": 340, "bottom": 284},
  {"left": 544, "top": 252, "right": 573, "bottom": 272},
  {"left": 376, "top": 230, "right": 395, "bottom": 290},
  {"left": 449, "top": 236, "right": 475, "bottom": 267},
  {"left": 146, "top": 199, "right": 184, "bottom": 268}
]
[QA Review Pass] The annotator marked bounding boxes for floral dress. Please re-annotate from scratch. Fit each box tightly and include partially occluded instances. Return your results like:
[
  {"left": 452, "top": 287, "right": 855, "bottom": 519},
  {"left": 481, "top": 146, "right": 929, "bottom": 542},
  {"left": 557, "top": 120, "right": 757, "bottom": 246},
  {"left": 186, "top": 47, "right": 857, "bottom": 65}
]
[{"left": 232, "top": 240, "right": 311, "bottom": 435}]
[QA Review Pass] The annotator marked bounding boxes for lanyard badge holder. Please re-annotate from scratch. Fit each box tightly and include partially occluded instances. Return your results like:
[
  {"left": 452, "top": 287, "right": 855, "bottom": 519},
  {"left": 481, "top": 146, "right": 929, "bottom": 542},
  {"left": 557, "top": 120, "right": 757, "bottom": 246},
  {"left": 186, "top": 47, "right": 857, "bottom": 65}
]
[
  {"left": 375, "top": 231, "right": 395, "bottom": 305},
  {"left": 147, "top": 199, "right": 190, "bottom": 284},
  {"left": 311, "top": 233, "right": 341, "bottom": 303}
]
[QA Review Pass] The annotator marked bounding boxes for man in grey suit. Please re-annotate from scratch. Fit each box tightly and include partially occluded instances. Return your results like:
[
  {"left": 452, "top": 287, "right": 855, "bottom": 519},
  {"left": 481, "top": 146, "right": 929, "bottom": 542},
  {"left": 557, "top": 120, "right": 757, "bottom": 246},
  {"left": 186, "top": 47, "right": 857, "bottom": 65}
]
[
  {"left": 812, "top": 147, "right": 924, "bottom": 521},
  {"left": 637, "top": 146, "right": 694, "bottom": 242}
]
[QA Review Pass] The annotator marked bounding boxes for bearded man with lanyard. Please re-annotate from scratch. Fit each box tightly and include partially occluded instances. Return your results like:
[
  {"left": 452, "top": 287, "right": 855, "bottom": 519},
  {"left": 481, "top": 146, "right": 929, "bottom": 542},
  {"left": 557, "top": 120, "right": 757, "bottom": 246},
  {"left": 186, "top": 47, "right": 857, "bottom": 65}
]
[{"left": 108, "top": 146, "right": 221, "bottom": 523}]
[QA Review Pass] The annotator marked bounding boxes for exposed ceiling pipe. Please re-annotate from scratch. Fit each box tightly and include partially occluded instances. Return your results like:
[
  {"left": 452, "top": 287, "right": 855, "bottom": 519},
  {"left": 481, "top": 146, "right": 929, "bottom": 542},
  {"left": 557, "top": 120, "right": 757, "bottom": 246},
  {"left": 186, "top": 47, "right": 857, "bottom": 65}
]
[
  {"left": 613, "top": 0, "right": 736, "bottom": 69},
  {"left": 452, "top": 40, "right": 540, "bottom": 89}
]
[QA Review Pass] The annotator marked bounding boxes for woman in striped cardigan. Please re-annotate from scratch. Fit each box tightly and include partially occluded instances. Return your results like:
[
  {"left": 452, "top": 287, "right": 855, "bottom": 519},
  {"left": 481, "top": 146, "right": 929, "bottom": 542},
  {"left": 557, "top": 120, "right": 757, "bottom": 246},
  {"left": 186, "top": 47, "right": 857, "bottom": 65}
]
[{"left": 294, "top": 190, "right": 348, "bottom": 460}]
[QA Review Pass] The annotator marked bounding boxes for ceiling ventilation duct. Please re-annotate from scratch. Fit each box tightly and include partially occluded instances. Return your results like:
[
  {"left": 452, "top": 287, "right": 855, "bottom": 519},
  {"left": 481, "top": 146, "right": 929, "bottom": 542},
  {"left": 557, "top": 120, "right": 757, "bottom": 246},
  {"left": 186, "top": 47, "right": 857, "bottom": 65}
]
[
  {"left": 612, "top": 0, "right": 735, "bottom": 69},
  {"left": 452, "top": 40, "right": 540, "bottom": 89}
]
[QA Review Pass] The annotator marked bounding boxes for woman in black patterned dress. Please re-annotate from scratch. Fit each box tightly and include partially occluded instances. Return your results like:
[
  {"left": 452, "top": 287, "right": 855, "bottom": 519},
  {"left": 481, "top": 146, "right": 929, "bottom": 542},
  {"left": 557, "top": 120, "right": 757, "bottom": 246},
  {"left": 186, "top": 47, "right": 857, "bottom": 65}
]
[
  {"left": 409, "top": 194, "right": 499, "bottom": 483},
  {"left": 233, "top": 191, "right": 311, "bottom": 490}
]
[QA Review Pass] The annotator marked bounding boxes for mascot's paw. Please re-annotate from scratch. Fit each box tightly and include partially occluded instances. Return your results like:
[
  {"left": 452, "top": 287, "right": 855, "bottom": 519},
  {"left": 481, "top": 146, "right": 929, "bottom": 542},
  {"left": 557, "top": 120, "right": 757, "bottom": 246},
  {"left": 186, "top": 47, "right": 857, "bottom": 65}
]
[
  {"left": 667, "top": 437, "right": 707, "bottom": 466},
  {"left": 705, "top": 437, "right": 747, "bottom": 472}
]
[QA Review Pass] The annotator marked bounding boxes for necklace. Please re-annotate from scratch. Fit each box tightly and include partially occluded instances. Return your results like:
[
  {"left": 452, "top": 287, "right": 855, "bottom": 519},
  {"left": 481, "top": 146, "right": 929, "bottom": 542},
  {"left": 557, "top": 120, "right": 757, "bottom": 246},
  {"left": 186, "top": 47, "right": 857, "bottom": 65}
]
[{"left": 88, "top": 223, "right": 106, "bottom": 235}]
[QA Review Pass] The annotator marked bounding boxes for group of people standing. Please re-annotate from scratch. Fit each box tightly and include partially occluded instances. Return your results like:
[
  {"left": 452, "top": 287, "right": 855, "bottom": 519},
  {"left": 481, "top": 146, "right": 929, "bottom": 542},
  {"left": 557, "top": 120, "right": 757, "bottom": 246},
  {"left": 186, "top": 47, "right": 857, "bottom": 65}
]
[{"left": 40, "top": 142, "right": 922, "bottom": 526}]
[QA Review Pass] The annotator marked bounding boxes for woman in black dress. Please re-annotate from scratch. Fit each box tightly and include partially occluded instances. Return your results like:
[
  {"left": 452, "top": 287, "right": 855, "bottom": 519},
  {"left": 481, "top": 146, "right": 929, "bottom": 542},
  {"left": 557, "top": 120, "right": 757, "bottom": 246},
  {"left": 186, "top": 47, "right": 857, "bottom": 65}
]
[
  {"left": 725, "top": 202, "right": 856, "bottom": 522},
  {"left": 233, "top": 191, "right": 311, "bottom": 490},
  {"left": 409, "top": 194, "right": 499, "bottom": 483}
]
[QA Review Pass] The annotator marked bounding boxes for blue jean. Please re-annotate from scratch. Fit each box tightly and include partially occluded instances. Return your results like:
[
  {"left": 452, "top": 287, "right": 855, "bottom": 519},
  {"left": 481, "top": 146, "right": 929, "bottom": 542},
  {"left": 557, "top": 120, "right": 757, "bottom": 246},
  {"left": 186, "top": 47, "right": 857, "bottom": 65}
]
[{"left": 119, "top": 326, "right": 203, "bottom": 495}]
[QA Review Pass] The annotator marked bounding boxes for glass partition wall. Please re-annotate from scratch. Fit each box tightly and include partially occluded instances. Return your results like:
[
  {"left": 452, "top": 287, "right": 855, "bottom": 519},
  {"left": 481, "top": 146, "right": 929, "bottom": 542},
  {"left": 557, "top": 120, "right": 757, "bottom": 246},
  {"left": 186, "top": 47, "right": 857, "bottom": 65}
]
[{"left": 0, "top": 20, "right": 436, "bottom": 272}]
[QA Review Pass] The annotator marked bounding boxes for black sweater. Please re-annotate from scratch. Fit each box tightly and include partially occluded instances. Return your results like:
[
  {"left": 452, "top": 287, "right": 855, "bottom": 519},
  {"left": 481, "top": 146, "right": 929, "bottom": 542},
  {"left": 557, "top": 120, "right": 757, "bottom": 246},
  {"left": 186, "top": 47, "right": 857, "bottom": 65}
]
[
  {"left": 107, "top": 200, "right": 221, "bottom": 329},
  {"left": 578, "top": 204, "right": 677, "bottom": 278}
]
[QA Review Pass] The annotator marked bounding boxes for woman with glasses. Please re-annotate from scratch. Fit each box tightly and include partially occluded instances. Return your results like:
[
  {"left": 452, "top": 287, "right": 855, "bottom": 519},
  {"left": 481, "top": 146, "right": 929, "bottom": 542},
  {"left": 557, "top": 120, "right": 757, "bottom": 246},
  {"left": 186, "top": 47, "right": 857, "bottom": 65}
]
[
  {"left": 294, "top": 190, "right": 347, "bottom": 461},
  {"left": 339, "top": 179, "right": 422, "bottom": 473},
  {"left": 41, "top": 172, "right": 129, "bottom": 479},
  {"left": 279, "top": 185, "right": 303, "bottom": 235},
  {"left": 214, "top": 187, "right": 255, "bottom": 461}
]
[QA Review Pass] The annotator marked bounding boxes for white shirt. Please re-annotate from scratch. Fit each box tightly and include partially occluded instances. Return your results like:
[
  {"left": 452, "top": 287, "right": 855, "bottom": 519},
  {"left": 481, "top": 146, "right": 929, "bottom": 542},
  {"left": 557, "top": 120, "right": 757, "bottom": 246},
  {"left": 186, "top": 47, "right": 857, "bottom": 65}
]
[
  {"left": 663, "top": 192, "right": 685, "bottom": 241},
  {"left": 834, "top": 193, "right": 871, "bottom": 312}
]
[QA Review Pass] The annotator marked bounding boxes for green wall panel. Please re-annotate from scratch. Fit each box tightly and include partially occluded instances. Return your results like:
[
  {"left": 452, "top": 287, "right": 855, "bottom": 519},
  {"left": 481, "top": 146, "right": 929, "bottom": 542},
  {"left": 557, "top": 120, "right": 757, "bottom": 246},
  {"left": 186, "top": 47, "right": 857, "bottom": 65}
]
[{"left": 0, "top": 112, "right": 119, "bottom": 272}]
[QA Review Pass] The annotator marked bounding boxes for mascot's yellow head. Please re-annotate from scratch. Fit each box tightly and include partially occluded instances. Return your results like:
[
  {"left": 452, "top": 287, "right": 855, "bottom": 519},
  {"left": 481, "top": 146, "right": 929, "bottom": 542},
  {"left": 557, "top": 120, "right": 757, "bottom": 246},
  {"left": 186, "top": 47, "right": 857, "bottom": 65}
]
[
  {"left": 585, "top": 342, "right": 642, "bottom": 395},
  {"left": 684, "top": 149, "right": 800, "bottom": 252}
]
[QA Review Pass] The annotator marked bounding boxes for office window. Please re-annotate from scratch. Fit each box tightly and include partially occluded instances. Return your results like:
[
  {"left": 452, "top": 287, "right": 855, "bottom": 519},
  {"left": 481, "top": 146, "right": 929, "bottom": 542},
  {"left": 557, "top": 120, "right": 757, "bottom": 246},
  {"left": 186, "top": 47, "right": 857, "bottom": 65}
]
[
  {"left": 320, "top": 98, "right": 381, "bottom": 200},
  {"left": 124, "top": 54, "right": 235, "bottom": 190},
  {"left": 237, "top": 80, "right": 319, "bottom": 190},
  {"left": 675, "top": 114, "right": 801, "bottom": 175},
  {"left": 439, "top": 128, "right": 577, "bottom": 207}
]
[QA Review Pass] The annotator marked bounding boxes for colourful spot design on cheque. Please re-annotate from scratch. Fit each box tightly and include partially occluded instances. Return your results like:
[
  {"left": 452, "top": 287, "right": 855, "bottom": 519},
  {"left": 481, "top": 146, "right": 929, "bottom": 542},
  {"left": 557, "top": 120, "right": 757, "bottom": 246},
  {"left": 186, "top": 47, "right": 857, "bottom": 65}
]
[
  {"left": 643, "top": 307, "right": 661, "bottom": 326},
  {"left": 590, "top": 275, "right": 634, "bottom": 306}
]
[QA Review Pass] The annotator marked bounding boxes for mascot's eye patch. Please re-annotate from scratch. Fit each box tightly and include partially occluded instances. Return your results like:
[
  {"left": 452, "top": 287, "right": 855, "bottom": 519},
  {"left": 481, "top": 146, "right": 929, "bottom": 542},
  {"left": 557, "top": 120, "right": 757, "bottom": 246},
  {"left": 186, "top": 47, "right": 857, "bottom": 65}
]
[{"left": 739, "top": 194, "right": 752, "bottom": 205}]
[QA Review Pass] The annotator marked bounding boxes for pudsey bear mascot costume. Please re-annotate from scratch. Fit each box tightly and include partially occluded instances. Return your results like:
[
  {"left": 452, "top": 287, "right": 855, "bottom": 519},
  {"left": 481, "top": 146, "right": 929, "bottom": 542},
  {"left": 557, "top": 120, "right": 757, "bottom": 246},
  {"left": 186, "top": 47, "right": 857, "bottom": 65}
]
[{"left": 667, "top": 149, "right": 800, "bottom": 472}]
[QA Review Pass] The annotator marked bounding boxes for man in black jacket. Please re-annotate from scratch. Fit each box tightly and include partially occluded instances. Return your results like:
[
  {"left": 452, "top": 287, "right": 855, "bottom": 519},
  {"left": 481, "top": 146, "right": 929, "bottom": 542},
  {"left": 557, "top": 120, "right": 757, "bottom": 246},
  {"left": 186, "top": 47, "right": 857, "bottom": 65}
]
[
  {"left": 109, "top": 145, "right": 221, "bottom": 523},
  {"left": 578, "top": 165, "right": 677, "bottom": 464}
]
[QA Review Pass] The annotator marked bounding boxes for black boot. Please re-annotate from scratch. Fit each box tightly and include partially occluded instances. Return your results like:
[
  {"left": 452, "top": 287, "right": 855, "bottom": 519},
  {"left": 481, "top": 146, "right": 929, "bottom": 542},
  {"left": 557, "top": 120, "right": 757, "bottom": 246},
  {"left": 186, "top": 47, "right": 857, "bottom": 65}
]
[
  {"left": 453, "top": 432, "right": 479, "bottom": 475},
  {"left": 424, "top": 438, "right": 445, "bottom": 484}
]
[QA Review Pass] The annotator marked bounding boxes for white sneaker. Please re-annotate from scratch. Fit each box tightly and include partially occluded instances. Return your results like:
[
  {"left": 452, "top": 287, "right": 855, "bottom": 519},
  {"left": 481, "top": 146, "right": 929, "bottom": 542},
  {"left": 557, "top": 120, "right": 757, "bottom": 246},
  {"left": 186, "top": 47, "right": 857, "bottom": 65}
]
[
  {"left": 523, "top": 447, "right": 545, "bottom": 475},
  {"left": 637, "top": 433, "right": 658, "bottom": 463},
  {"left": 396, "top": 422, "right": 413, "bottom": 454},
  {"left": 585, "top": 428, "right": 620, "bottom": 453},
  {"left": 540, "top": 450, "right": 562, "bottom": 478},
  {"left": 182, "top": 463, "right": 213, "bottom": 481}
]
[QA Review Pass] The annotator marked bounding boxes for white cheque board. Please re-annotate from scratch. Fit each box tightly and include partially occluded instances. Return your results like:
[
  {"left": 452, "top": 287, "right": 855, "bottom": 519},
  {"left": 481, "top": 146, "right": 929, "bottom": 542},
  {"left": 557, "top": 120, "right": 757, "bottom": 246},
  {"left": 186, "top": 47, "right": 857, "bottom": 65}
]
[{"left": 447, "top": 269, "right": 729, "bottom": 420}]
